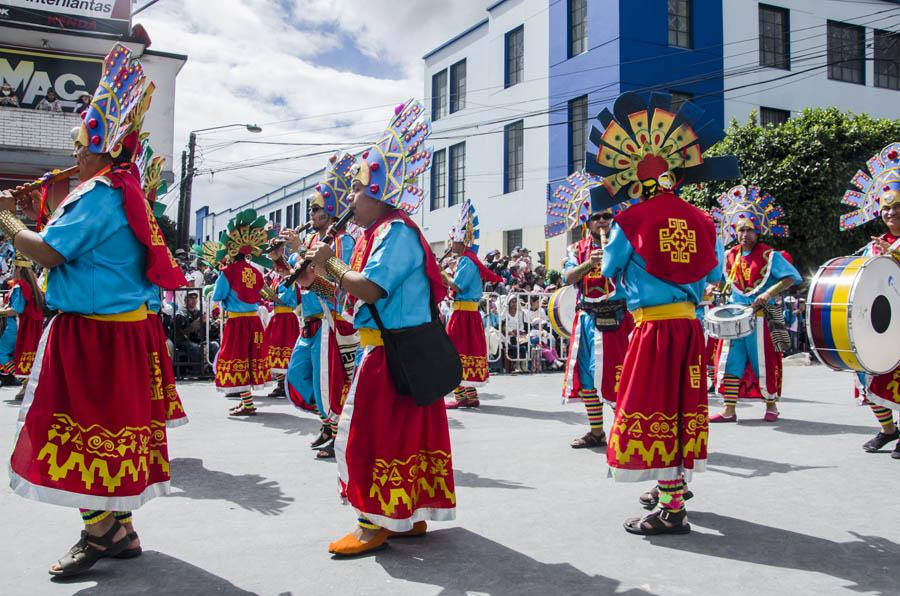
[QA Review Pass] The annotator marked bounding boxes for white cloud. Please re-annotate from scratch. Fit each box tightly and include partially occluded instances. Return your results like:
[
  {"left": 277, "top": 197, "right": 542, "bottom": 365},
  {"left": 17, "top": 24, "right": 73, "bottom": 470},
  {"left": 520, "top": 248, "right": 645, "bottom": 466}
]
[{"left": 134, "top": 0, "right": 488, "bottom": 226}]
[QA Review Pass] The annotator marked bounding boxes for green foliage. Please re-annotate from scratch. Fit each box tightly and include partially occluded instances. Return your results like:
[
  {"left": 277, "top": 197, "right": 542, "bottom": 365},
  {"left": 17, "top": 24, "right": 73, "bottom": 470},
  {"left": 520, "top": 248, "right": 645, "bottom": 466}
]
[
  {"left": 156, "top": 214, "right": 178, "bottom": 252},
  {"left": 682, "top": 107, "right": 900, "bottom": 279}
]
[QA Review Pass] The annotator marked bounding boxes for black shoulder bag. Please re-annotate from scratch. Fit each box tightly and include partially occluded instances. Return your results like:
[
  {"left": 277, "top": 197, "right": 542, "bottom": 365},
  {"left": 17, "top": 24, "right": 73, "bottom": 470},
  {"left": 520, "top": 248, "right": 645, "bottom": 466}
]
[{"left": 366, "top": 296, "right": 462, "bottom": 407}]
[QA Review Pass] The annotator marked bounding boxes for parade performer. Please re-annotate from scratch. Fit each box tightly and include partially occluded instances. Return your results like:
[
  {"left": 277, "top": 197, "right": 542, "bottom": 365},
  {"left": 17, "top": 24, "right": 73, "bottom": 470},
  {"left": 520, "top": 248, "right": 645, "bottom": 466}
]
[
  {"left": 839, "top": 143, "right": 900, "bottom": 458},
  {"left": 549, "top": 171, "right": 635, "bottom": 448},
  {"left": 444, "top": 198, "right": 501, "bottom": 409},
  {"left": 0, "top": 279, "right": 19, "bottom": 386},
  {"left": 263, "top": 238, "right": 299, "bottom": 398},
  {"left": 710, "top": 185, "right": 801, "bottom": 423},
  {"left": 212, "top": 209, "right": 273, "bottom": 416},
  {"left": 302, "top": 100, "right": 456, "bottom": 555},
  {"left": 6, "top": 252, "right": 44, "bottom": 399},
  {"left": 3, "top": 44, "right": 187, "bottom": 577},
  {"left": 587, "top": 91, "right": 739, "bottom": 535},
  {"left": 285, "top": 153, "right": 358, "bottom": 459}
]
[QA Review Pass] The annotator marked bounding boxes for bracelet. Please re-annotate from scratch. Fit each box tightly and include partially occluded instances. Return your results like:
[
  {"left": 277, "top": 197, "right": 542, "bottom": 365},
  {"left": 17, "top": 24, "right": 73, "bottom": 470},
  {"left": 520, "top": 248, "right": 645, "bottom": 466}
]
[
  {"left": 324, "top": 256, "right": 351, "bottom": 283},
  {"left": 0, "top": 210, "right": 27, "bottom": 242},
  {"left": 309, "top": 275, "right": 336, "bottom": 298}
]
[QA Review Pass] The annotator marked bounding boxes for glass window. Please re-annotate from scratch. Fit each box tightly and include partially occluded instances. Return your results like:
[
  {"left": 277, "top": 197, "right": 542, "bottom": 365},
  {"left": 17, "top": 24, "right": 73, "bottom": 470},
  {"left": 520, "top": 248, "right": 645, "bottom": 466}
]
[
  {"left": 449, "top": 142, "right": 466, "bottom": 207},
  {"left": 668, "top": 0, "right": 692, "bottom": 49},
  {"left": 875, "top": 29, "right": 900, "bottom": 91},
  {"left": 450, "top": 60, "right": 467, "bottom": 113},
  {"left": 505, "top": 26, "right": 525, "bottom": 88},
  {"left": 759, "top": 4, "right": 790, "bottom": 69},
  {"left": 504, "top": 120, "right": 524, "bottom": 194},
  {"left": 285, "top": 204, "right": 293, "bottom": 228},
  {"left": 568, "top": 95, "right": 588, "bottom": 173},
  {"left": 431, "top": 69, "right": 448, "bottom": 121},
  {"left": 504, "top": 229, "right": 523, "bottom": 255},
  {"left": 568, "top": 0, "right": 587, "bottom": 58},
  {"left": 760, "top": 107, "right": 790, "bottom": 127},
  {"left": 430, "top": 149, "right": 447, "bottom": 211},
  {"left": 828, "top": 21, "right": 865, "bottom": 85},
  {"left": 294, "top": 201, "right": 302, "bottom": 227},
  {"left": 670, "top": 90, "right": 693, "bottom": 113}
]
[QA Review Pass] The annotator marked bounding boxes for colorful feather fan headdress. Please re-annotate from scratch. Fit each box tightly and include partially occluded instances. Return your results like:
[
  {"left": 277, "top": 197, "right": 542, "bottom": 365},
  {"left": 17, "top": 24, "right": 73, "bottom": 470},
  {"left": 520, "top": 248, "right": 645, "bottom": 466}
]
[
  {"left": 712, "top": 184, "right": 788, "bottom": 245},
  {"left": 840, "top": 142, "right": 900, "bottom": 230}
]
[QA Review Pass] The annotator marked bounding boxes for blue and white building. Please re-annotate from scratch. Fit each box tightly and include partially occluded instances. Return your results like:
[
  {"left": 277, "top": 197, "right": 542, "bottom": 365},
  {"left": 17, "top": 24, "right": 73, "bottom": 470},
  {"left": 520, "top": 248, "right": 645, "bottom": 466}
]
[{"left": 199, "top": 0, "right": 900, "bottom": 266}]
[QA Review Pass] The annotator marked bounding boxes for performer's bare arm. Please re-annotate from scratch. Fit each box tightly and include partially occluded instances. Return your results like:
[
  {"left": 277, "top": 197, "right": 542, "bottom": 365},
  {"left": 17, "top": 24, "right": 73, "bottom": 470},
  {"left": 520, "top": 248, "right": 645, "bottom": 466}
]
[
  {"left": 564, "top": 249, "right": 602, "bottom": 285},
  {"left": 750, "top": 277, "right": 794, "bottom": 311}
]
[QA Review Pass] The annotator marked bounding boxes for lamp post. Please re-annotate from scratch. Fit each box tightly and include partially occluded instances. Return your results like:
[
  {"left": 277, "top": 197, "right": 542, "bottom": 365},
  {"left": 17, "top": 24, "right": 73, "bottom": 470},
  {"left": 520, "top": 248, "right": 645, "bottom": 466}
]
[{"left": 176, "top": 123, "right": 263, "bottom": 249}]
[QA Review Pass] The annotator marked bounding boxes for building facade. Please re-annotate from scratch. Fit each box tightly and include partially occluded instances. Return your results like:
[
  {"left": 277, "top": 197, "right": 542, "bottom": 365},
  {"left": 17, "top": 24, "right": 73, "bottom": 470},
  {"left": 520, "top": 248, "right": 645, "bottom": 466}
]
[{"left": 0, "top": 1, "right": 186, "bottom": 191}]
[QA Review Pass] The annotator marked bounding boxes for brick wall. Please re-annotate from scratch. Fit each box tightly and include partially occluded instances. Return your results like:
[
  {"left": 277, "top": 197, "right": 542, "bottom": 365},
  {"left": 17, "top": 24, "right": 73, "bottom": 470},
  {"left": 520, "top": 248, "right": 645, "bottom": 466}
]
[{"left": 0, "top": 107, "right": 81, "bottom": 152}]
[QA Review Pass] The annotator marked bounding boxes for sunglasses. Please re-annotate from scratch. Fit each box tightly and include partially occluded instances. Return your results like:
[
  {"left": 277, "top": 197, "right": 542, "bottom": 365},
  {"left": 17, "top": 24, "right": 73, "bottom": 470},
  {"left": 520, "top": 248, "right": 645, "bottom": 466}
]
[
  {"left": 309, "top": 205, "right": 323, "bottom": 212},
  {"left": 590, "top": 213, "right": 613, "bottom": 221}
]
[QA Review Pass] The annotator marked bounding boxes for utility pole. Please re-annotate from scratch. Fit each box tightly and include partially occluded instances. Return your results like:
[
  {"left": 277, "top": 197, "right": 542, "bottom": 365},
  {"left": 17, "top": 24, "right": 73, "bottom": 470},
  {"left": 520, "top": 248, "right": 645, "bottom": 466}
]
[
  {"left": 176, "top": 148, "right": 188, "bottom": 249},
  {"left": 180, "top": 132, "right": 197, "bottom": 249}
]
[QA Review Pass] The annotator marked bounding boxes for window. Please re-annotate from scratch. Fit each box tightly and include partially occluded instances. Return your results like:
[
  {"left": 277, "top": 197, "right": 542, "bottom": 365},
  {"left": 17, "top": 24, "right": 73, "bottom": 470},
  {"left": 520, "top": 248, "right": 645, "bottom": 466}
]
[
  {"left": 430, "top": 149, "right": 447, "bottom": 211},
  {"left": 760, "top": 107, "right": 790, "bottom": 127},
  {"left": 568, "top": 0, "right": 587, "bottom": 58},
  {"left": 875, "top": 29, "right": 900, "bottom": 90},
  {"left": 667, "top": 0, "right": 692, "bottom": 49},
  {"left": 828, "top": 21, "right": 865, "bottom": 85},
  {"left": 759, "top": 4, "right": 790, "bottom": 69},
  {"left": 449, "top": 142, "right": 466, "bottom": 207},
  {"left": 505, "top": 26, "right": 525, "bottom": 88},
  {"left": 504, "top": 229, "right": 523, "bottom": 255},
  {"left": 504, "top": 120, "right": 524, "bottom": 193},
  {"left": 450, "top": 60, "right": 467, "bottom": 113},
  {"left": 568, "top": 95, "right": 588, "bottom": 173},
  {"left": 294, "top": 201, "right": 302, "bottom": 227},
  {"left": 431, "top": 69, "right": 448, "bottom": 121},
  {"left": 670, "top": 90, "right": 693, "bottom": 112}
]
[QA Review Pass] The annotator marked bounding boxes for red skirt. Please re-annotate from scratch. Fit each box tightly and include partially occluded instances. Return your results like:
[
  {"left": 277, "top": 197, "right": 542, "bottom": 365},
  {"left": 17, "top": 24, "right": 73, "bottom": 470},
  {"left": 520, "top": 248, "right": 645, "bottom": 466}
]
[
  {"left": 9, "top": 313, "right": 173, "bottom": 510},
  {"left": 265, "top": 309, "right": 300, "bottom": 374},
  {"left": 148, "top": 313, "right": 188, "bottom": 428},
  {"left": 446, "top": 306, "right": 489, "bottom": 387},
  {"left": 215, "top": 313, "right": 269, "bottom": 392},
  {"left": 868, "top": 366, "right": 900, "bottom": 410},
  {"left": 335, "top": 345, "right": 456, "bottom": 531},
  {"left": 607, "top": 317, "right": 708, "bottom": 482},
  {"left": 13, "top": 315, "right": 43, "bottom": 378}
]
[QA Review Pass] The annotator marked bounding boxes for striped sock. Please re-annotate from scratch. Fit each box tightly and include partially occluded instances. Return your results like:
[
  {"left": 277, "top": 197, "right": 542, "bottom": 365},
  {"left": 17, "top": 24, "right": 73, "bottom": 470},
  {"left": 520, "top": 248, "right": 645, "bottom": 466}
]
[
  {"left": 870, "top": 405, "right": 896, "bottom": 432},
  {"left": 357, "top": 517, "right": 380, "bottom": 531},
  {"left": 328, "top": 418, "right": 338, "bottom": 436},
  {"left": 114, "top": 511, "right": 132, "bottom": 525},
  {"left": 453, "top": 386, "right": 466, "bottom": 403},
  {"left": 657, "top": 479, "right": 685, "bottom": 512},
  {"left": 465, "top": 387, "right": 478, "bottom": 402},
  {"left": 721, "top": 375, "right": 739, "bottom": 407},
  {"left": 240, "top": 391, "right": 255, "bottom": 410},
  {"left": 581, "top": 389, "right": 603, "bottom": 431},
  {"left": 80, "top": 509, "right": 111, "bottom": 525}
]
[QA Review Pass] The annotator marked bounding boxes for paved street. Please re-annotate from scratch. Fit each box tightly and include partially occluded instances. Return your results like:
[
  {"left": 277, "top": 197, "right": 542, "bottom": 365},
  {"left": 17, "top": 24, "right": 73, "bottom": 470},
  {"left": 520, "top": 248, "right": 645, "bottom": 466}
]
[{"left": 2, "top": 363, "right": 899, "bottom": 596}]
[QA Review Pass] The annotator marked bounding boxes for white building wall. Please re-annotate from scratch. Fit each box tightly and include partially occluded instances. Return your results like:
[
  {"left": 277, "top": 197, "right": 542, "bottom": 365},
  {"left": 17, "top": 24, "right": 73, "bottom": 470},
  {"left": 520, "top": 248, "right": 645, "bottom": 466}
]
[
  {"left": 723, "top": 0, "right": 900, "bottom": 125},
  {"left": 421, "top": 0, "right": 550, "bottom": 260}
]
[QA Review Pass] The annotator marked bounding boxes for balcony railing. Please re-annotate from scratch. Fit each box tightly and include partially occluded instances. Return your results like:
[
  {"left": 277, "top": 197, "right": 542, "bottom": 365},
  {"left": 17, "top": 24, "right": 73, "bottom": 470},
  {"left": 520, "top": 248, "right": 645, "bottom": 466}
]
[{"left": 0, "top": 107, "right": 81, "bottom": 154}]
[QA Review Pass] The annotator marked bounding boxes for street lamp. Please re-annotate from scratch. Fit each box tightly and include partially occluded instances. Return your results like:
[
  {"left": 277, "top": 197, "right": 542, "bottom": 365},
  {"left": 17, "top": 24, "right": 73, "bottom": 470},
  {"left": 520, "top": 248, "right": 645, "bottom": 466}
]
[{"left": 176, "top": 123, "right": 263, "bottom": 248}]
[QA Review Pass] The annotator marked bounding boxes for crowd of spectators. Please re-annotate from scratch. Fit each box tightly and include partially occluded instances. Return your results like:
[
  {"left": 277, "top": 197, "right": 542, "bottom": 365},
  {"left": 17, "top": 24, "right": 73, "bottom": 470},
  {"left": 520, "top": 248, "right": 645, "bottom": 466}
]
[{"left": 0, "top": 83, "right": 92, "bottom": 113}]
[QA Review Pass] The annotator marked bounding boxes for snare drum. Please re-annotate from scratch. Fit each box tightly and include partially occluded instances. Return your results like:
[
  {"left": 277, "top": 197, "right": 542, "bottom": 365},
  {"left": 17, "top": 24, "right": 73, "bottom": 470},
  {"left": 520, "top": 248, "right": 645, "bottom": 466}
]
[
  {"left": 548, "top": 286, "right": 577, "bottom": 340},
  {"left": 806, "top": 255, "right": 900, "bottom": 374},
  {"left": 704, "top": 305, "right": 756, "bottom": 340}
]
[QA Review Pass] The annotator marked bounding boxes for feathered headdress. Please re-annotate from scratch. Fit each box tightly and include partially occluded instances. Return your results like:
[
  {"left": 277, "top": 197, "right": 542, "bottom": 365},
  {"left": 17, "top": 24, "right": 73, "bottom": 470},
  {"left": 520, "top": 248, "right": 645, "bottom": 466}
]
[
  {"left": 219, "top": 209, "right": 275, "bottom": 268},
  {"left": 712, "top": 184, "right": 788, "bottom": 245},
  {"left": 136, "top": 133, "right": 166, "bottom": 208},
  {"left": 74, "top": 44, "right": 148, "bottom": 157},
  {"left": 192, "top": 240, "right": 227, "bottom": 269},
  {"left": 449, "top": 198, "right": 480, "bottom": 253},
  {"left": 585, "top": 92, "right": 740, "bottom": 210},
  {"left": 350, "top": 99, "right": 430, "bottom": 214},
  {"left": 840, "top": 142, "right": 900, "bottom": 230},
  {"left": 310, "top": 152, "right": 356, "bottom": 218},
  {"left": 545, "top": 171, "right": 637, "bottom": 238}
]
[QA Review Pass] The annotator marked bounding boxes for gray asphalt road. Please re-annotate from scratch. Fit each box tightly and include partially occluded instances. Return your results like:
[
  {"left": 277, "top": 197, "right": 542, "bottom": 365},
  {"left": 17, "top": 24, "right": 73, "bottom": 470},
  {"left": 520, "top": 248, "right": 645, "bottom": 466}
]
[{"left": 2, "top": 364, "right": 898, "bottom": 596}]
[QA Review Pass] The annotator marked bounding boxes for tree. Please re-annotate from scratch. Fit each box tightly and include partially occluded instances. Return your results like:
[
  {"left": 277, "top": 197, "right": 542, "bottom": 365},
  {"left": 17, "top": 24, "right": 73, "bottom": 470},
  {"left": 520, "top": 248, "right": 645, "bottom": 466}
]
[
  {"left": 682, "top": 108, "right": 900, "bottom": 277},
  {"left": 156, "top": 214, "right": 178, "bottom": 252}
]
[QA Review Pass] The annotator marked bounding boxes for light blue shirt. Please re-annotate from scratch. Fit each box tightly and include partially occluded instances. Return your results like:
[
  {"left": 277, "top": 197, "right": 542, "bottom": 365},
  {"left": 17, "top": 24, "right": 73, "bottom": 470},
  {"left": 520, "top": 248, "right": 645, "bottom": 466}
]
[
  {"left": 212, "top": 267, "right": 259, "bottom": 313},
  {"left": 9, "top": 286, "right": 24, "bottom": 314},
  {"left": 453, "top": 255, "right": 482, "bottom": 302},
  {"left": 727, "top": 248, "right": 802, "bottom": 307},
  {"left": 40, "top": 181, "right": 156, "bottom": 314},
  {"left": 601, "top": 221, "right": 724, "bottom": 311},
  {"left": 353, "top": 221, "right": 431, "bottom": 330},
  {"left": 277, "top": 281, "right": 299, "bottom": 308}
]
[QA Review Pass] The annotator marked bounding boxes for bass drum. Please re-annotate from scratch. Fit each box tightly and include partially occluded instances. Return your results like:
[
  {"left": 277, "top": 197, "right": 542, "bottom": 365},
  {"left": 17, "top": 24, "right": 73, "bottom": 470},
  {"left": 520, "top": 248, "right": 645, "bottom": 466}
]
[
  {"left": 807, "top": 255, "right": 900, "bottom": 374},
  {"left": 548, "top": 286, "right": 577, "bottom": 340}
]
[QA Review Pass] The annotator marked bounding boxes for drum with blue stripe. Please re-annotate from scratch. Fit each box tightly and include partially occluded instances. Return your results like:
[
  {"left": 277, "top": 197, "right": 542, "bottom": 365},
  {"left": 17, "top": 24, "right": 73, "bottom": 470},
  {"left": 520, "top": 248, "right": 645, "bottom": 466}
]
[{"left": 806, "top": 255, "right": 900, "bottom": 374}]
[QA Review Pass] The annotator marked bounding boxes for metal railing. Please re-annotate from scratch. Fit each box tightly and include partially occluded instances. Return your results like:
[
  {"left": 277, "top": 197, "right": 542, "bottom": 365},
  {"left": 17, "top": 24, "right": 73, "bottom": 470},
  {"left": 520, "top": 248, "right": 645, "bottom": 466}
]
[{"left": 160, "top": 287, "right": 217, "bottom": 379}]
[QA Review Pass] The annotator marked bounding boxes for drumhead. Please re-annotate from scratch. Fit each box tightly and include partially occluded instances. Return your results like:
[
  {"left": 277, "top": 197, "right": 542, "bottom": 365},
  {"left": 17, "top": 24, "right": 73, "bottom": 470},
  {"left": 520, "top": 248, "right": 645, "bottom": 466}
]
[
  {"left": 849, "top": 256, "right": 900, "bottom": 373},
  {"left": 707, "top": 305, "right": 753, "bottom": 322},
  {"left": 549, "top": 286, "right": 577, "bottom": 339}
]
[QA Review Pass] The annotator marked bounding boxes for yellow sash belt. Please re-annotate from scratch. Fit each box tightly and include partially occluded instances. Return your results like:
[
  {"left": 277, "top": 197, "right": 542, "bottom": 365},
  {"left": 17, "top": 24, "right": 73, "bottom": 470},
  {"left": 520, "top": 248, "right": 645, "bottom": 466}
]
[
  {"left": 80, "top": 305, "right": 148, "bottom": 322},
  {"left": 358, "top": 328, "right": 383, "bottom": 347},
  {"left": 632, "top": 302, "right": 696, "bottom": 326},
  {"left": 274, "top": 306, "right": 294, "bottom": 314},
  {"left": 452, "top": 301, "right": 479, "bottom": 311},
  {"left": 227, "top": 310, "right": 258, "bottom": 319}
]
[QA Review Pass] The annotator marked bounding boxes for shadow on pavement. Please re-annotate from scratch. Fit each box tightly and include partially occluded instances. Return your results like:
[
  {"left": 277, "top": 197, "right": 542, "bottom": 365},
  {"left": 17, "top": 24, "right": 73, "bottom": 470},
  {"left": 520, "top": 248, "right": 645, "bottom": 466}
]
[
  {"left": 168, "top": 457, "right": 294, "bottom": 516},
  {"left": 231, "top": 411, "right": 322, "bottom": 437},
  {"left": 374, "top": 527, "right": 657, "bottom": 596},
  {"left": 706, "top": 452, "right": 832, "bottom": 478},
  {"left": 475, "top": 392, "right": 504, "bottom": 401},
  {"left": 453, "top": 469, "right": 534, "bottom": 490},
  {"left": 737, "top": 418, "right": 874, "bottom": 436},
  {"left": 649, "top": 511, "right": 900, "bottom": 596},
  {"left": 476, "top": 404, "right": 586, "bottom": 425},
  {"left": 60, "top": 551, "right": 256, "bottom": 595}
]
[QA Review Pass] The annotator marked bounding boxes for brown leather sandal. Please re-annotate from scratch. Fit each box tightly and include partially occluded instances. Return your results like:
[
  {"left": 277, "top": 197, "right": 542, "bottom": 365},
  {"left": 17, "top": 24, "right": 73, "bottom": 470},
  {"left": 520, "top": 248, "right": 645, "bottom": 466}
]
[
  {"left": 49, "top": 520, "right": 130, "bottom": 578},
  {"left": 624, "top": 509, "right": 691, "bottom": 535},
  {"left": 570, "top": 431, "right": 606, "bottom": 449},
  {"left": 112, "top": 532, "right": 142, "bottom": 559}
]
